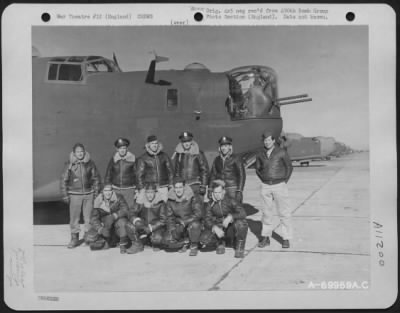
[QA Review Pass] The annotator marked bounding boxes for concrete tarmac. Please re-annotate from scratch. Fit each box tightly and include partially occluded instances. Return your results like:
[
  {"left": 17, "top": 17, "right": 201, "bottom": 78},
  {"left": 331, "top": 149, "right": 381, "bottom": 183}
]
[{"left": 34, "top": 152, "right": 369, "bottom": 292}]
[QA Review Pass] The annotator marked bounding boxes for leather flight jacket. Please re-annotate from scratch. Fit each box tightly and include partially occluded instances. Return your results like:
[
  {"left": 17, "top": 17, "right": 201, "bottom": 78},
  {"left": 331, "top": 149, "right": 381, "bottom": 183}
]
[
  {"left": 204, "top": 196, "right": 247, "bottom": 229},
  {"left": 61, "top": 152, "right": 100, "bottom": 197},
  {"left": 255, "top": 145, "right": 293, "bottom": 184},
  {"left": 90, "top": 192, "right": 129, "bottom": 231},
  {"left": 165, "top": 195, "right": 203, "bottom": 230},
  {"left": 209, "top": 153, "right": 245, "bottom": 191},
  {"left": 136, "top": 151, "right": 174, "bottom": 189},
  {"left": 128, "top": 201, "right": 167, "bottom": 232},
  {"left": 174, "top": 151, "right": 209, "bottom": 186},
  {"left": 104, "top": 152, "right": 137, "bottom": 188}
]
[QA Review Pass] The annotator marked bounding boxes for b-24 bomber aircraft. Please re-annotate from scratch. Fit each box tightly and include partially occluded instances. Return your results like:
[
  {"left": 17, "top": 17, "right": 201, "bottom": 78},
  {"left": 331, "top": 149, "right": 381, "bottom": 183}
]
[{"left": 32, "top": 53, "right": 312, "bottom": 202}]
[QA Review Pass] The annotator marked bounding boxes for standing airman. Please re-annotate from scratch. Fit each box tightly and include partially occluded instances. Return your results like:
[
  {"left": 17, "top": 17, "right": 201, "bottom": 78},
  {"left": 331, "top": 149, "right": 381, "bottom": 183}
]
[
  {"left": 209, "top": 136, "right": 246, "bottom": 203},
  {"left": 136, "top": 135, "right": 174, "bottom": 203},
  {"left": 172, "top": 131, "right": 209, "bottom": 197},
  {"left": 255, "top": 131, "right": 293, "bottom": 249},
  {"left": 60, "top": 143, "right": 100, "bottom": 248},
  {"left": 104, "top": 137, "right": 137, "bottom": 210}
]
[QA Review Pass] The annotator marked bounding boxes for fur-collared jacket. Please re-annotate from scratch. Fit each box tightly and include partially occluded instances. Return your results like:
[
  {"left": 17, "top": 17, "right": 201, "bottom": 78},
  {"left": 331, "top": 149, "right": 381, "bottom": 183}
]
[
  {"left": 165, "top": 185, "right": 203, "bottom": 229},
  {"left": 204, "top": 195, "right": 247, "bottom": 229},
  {"left": 90, "top": 192, "right": 129, "bottom": 231},
  {"left": 209, "top": 147, "right": 246, "bottom": 192},
  {"left": 136, "top": 142, "right": 174, "bottom": 189},
  {"left": 172, "top": 141, "right": 209, "bottom": 186},
  {"left": 104, "top": 151, "right": 137, "bottom": 188},
  {"left": 60, "top": 151, "right": 100, "bottom": 197},
  {"left": 128, "top": 193, "right": 168, "bottom": 232}
]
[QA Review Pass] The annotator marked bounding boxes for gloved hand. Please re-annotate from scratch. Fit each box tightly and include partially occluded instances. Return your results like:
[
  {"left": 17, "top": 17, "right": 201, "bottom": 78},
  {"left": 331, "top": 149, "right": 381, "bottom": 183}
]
[
  {"left": 134, "top": 219, "right": 146, "bottom": 230},
  {"left": 212, "top": 225, "right": 225, "bottom": 238},
  {"left": 176, "top": 218, "right": 185, "bottom": 227},
  {"left": 143, "top": 225, "right": 152, "bottom": 235},
  {"left": 199, "top": 185, "right": 207, "bottom": 196},
  {"left": 235, "top": 190, "right": 243, "bottom": 203},
  {"left": 98, "top": 226, "right": 110, "bottom": 238},
  {"left": 207, "top": 189, "right": 213, "bottom": 201},
  {"left": 62, "top": 196, "right": 70, "bottom": 204},
  {"left": 222, "top": 214, "right": 233, "bottom": 228}
]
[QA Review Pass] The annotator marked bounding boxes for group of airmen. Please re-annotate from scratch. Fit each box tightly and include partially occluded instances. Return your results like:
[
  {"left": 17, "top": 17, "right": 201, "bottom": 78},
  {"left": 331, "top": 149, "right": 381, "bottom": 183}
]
[{"left": 61, "top": 130, "right": 293, "bottom": 258}]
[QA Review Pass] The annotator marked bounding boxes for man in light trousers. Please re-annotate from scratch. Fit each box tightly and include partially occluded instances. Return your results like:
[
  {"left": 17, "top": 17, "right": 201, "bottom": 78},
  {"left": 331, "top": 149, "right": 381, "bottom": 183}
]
[{"left": 255, "top": 131, "right": 293, "bottom": 248}]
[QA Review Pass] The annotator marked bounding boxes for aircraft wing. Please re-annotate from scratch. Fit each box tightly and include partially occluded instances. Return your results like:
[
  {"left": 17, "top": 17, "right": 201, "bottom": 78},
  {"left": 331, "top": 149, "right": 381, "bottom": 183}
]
[{"left": 289, "top": 155, "right": 322, "bottom": 162}]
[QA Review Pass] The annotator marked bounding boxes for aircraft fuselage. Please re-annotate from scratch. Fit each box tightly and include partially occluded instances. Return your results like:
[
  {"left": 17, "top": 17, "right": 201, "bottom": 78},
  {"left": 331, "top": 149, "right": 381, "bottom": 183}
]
[{"left": 33, "top": 56, "right": 282, "bottom": 201}]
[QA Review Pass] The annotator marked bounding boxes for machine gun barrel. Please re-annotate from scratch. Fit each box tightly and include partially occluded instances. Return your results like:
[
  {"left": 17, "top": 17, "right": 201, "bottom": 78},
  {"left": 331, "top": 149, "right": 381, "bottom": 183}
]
[
  {"left": 278, "top": 98, "right": 313, "bottom": 106},
  {"left": 268, "top": 93, "right": 312, "bottom": 114},
  {"left": 274, "top": 94, "right": 309, "bottom": 102}
]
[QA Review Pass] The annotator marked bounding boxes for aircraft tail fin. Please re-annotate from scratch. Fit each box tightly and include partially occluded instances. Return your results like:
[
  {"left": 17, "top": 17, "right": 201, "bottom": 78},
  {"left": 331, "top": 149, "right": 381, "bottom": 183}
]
[
  {"left": 113, "top": 52, "right": 122, "bottom": 72},
  {"left": 145, "top": 53, "right": 171, "bottom": 84},
  {"left": 145, "top": 60, "right": 156, "bottom": 83},
  {"left": 155, "top": 55, "right": 169, "bottom": 63}
]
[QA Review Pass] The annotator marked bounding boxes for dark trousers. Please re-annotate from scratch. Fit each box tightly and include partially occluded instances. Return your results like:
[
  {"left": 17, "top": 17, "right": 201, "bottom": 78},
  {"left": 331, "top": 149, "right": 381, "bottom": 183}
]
[
  {"left": 199, "top": 219, "right": 248, "bottom": 248},
  {"left": 114, "top": 187, "right": 136, "bottom": 210},
  {"left": 69, "top": 193, "right": 94, "bottom": 233},
  {"left": 101, "top": 215, "right": 128, "bottom": 239},
  {"left": 164, "top": 221, "right": 202, "bottom": 248},
  {"left": 125, "top": 221, "right": 165, "bottom": 248}
]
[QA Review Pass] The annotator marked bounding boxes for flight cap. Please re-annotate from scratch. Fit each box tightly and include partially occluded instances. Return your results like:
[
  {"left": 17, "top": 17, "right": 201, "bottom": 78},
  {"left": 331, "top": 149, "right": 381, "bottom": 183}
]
[
  {"left": 218, "top": 136, "right": 233, "bottom": 145},
  {"left": 114, "top": 137, "right": 130, "bottom": 148},
  {"left": 179, "top": 131, "right": 193, "bottom": 142},
  {"left": 211, "top": 179, "right": 226, "bottom": 189},
  {"left": 147, "top": 135, "right": 158, "bottom": 143},
  {"left": 262, "top": 131, "right": 274, "bottom": 140},
  {"left": 103, "top": 184, "right": 113, "bottom": 191},
  {"left": 144, "top": 182, "right": 158, "bottom": 191},
  {"left": 173, "top": 176, "right": 186, "bottom": 186}
]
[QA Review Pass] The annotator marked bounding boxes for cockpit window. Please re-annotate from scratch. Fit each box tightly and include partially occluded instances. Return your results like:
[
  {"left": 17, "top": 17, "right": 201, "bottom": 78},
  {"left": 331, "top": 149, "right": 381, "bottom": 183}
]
[
  {"left": 86, "top": 60, "right": 114, "bottom": 73},
  {"left": 46, "top": 56, "right": 120, "bottom": 84},
  {"left": 58, "top": 64, "right": 82, "bottom": 81},
  {"left": 48, "top": 64, "right": 58, "bottom": 80},
  {"left": 226, "top": 66, "right": 279, "bottom": 120},
  {"left": 47, "top": 63, "right": 82, "bottom": 81}
]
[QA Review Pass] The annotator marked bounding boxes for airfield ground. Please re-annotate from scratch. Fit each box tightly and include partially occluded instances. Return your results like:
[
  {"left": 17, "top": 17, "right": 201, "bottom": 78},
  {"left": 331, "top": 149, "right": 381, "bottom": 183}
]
[{"left": 33, "top": 152, "right": 369, "bottom": 292}]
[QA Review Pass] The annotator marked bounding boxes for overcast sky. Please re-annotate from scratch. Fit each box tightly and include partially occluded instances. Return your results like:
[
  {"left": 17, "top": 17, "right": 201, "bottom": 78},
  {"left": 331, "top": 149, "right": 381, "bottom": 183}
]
[{"left": 33, "top": 26, "right": 368, "bottom": 149}]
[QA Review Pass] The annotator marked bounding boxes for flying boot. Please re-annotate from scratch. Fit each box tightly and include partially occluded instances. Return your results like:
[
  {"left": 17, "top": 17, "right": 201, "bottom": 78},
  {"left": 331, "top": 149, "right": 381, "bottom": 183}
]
[
  {"left": 120, "top": 236, "right": 129, "bottom": 254},
  {"left": 67, "top": 233, "right": 80, "bottom": 249},
  {"left": 234, "top": 239, "right": 246, "bottom": 258},
  {"left": 126, "top": 240, "right": 144, "bottom": 254},
  {"left": 216, "top": 239, "right": 225, "bottom": 255},
  {"left": 189, "top": 243, "right": 199, "bottom": 256}
]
